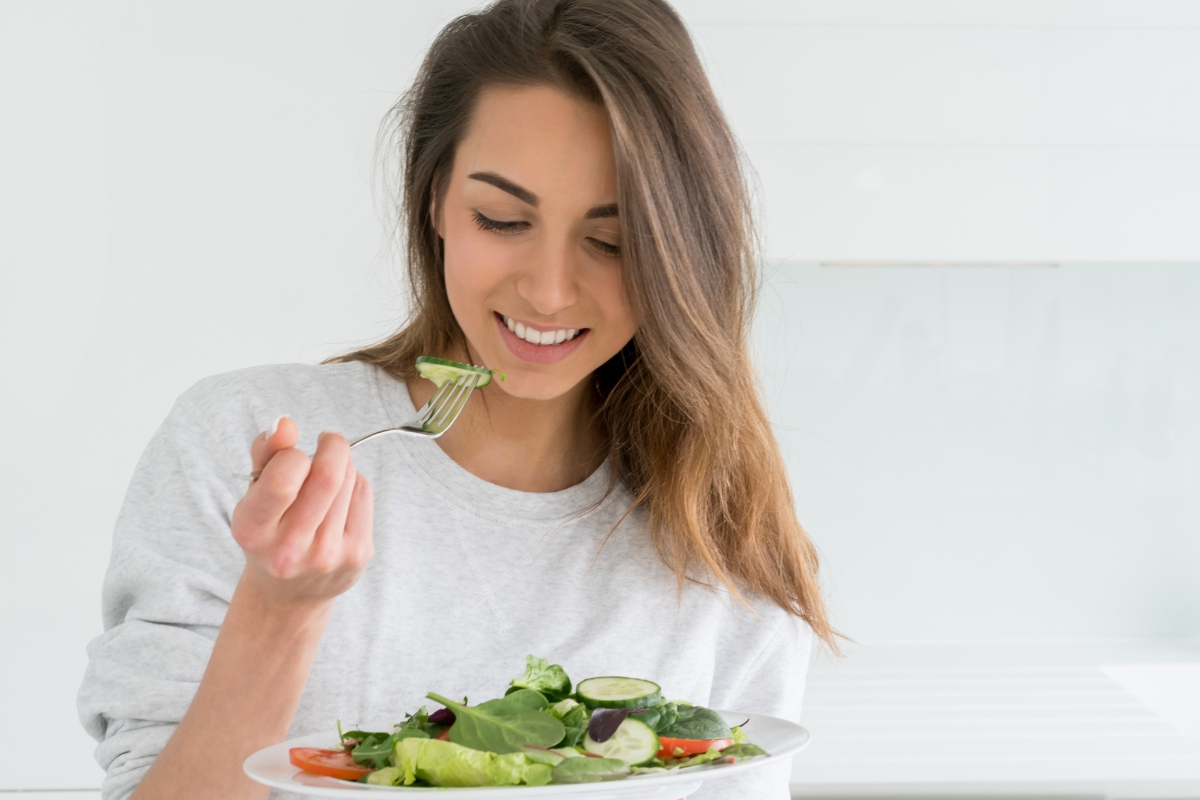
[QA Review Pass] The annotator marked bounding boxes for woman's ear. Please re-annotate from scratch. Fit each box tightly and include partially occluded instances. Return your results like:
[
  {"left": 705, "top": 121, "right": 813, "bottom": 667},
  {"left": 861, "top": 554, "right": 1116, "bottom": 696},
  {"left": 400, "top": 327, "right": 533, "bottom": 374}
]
[{"left": 430, "top": 197, "right": 443, "bottom": 238}]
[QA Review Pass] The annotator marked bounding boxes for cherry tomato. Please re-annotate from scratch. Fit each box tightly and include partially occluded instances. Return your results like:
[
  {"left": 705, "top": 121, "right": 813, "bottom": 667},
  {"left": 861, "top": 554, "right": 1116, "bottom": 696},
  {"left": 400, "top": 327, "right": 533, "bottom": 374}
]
[
  {"left": 289, "top": 747, "right": 373, "bottom": 781},
  {"left": 657, "top": 736, "right": 734, "bottom": 760}
]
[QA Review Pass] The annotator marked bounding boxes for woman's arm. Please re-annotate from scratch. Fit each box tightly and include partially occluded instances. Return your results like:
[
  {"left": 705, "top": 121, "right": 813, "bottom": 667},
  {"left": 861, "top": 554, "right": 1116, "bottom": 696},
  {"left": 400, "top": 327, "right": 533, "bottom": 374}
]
[{"left": 129, "top": 419, "right": 374, "bottom": 800}]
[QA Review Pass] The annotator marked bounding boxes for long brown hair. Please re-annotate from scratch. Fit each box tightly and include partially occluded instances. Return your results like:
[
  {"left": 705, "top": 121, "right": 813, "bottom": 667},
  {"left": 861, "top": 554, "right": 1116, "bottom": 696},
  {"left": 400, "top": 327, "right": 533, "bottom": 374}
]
[{"left": 332, "top": 0, "right": 838, "bottom": 649}]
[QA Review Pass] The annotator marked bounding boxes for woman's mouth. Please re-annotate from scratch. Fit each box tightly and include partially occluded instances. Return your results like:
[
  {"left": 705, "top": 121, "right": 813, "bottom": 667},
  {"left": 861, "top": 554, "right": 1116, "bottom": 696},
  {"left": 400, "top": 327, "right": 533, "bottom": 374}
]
[{"left": 494, "top": 312, "right": 589, "bottom": 364}]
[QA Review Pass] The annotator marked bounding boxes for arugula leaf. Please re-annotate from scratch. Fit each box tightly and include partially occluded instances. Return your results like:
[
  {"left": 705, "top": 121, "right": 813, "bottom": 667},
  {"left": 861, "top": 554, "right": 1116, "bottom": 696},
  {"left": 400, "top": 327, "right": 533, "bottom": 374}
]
[
  {"left": 509, "top": 655, "right": 572, "bottom": 703},
  {"left": 427, "top": 692, "right": 565, "bottom": 755},
  {"left": 658, "top": 705, "right": 732, "bottom": 740},
  {"left": 350, "top": 732, "right": 397, "bottom": 770},
  {"left": 549, "top": 756, "right": 631, "bottom": 784},
  {"left": 554, "top": 701, "right": 589, "bottom": 748}
]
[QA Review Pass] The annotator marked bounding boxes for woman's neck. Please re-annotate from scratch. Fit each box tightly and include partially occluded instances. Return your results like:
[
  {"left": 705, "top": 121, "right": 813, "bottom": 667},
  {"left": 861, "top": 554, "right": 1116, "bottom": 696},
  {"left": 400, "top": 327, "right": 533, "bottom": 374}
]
[{"left": 405, "top": 370, "right": 606, "bottom": 493}]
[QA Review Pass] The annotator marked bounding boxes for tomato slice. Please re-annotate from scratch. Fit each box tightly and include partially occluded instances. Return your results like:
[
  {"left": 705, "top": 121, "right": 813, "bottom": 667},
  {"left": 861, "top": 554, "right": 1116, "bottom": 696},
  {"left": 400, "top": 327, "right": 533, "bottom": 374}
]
[
  {"left": 289, "top": 747, "right": 373, "bottom": 781},
  {"left": 657, "top": 736, "right": 734, "bottom": 760}
]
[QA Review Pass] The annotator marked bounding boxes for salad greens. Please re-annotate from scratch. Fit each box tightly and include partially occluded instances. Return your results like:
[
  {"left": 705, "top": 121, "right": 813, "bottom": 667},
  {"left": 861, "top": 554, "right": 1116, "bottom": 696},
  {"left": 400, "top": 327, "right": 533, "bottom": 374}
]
[
  {"left": 325, "top": 655, "right": 769, "bottom": 787},
  {"left": 426, "top": 692, "right": 564, "bottom": 754},
  {"left": 508, "top": 654, "right": 572, "bottom": 702},
  {"left": 658, "top": 705, "right": 733, "bottom": 740}
]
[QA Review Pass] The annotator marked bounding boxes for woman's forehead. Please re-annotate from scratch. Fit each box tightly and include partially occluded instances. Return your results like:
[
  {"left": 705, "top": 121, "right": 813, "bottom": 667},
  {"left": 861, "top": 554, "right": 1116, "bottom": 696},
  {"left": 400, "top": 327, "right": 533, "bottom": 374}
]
[{"left": 454, "top": 84, "right": 617, "bottom": 208}]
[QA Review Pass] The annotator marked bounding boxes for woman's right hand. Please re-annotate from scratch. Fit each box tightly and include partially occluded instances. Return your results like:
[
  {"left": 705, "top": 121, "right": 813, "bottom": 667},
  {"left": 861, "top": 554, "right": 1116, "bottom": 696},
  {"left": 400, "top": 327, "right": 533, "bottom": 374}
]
[{"left": 230, "top": 416, "right": 374, "bottom": 608}]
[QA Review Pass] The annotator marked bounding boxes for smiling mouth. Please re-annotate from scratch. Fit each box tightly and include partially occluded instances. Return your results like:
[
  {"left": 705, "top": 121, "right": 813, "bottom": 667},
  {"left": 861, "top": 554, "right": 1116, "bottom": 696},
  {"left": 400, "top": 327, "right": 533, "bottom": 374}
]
[{"left": 497, "top": 313, "right": 587, "bottom": 346}]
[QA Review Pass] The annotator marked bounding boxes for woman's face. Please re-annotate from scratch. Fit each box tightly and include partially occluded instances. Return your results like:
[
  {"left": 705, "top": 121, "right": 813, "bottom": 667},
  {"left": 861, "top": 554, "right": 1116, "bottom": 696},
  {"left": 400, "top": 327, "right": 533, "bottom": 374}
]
[{"left": 434, "top": 83, "right": 638, "bottom": 402}]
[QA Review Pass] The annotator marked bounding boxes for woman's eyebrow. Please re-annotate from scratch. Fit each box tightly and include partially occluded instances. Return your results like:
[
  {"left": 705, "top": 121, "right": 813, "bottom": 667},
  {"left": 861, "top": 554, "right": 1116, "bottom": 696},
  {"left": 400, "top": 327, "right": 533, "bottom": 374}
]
[
  {"left": 584, "top": 204, "right": 618, "bottom": 219},
  {"left": 469, "top": 171, "right": 537, "bottom": 206},
  {"left": 468, "top": 171, "right": 618, "bottom": 219}
]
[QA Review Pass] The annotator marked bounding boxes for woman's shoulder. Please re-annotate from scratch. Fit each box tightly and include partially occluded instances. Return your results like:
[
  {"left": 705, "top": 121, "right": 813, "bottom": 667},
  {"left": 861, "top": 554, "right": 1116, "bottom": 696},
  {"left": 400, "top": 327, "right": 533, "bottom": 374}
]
[
  {"left": 166, "top": 360, "right": 402, "bottom": 457},
  {"left": 179, "top": 360, "right": 387, "bottom": 411}
]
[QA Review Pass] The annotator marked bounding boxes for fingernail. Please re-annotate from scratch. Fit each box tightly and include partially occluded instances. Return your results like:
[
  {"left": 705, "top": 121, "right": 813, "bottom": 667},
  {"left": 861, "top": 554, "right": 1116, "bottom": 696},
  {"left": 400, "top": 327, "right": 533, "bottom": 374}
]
[{"left": 264, "top": 415, "right": 286, "bottom": 440}]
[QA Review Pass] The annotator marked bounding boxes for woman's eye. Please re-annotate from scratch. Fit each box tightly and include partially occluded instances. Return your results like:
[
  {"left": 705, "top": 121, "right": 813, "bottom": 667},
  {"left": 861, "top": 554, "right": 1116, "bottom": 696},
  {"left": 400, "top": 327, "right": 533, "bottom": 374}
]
[
  {"left": 472, "top": 211, "right": 527, "bottom": 234},
  {"left": 589, "top": 238, "right": 621, "bottom": 258}
]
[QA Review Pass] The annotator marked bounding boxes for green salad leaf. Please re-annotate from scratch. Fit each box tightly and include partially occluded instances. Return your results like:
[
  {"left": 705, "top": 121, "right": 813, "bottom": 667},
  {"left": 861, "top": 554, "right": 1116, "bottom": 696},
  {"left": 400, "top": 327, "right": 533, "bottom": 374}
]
[
  {"left": 549, "top": 698, "right": 589, "bottom": 748},
  {"left": 504, "top": 687, "right": 550, "bottom": 711},
  {"left": 658, "top": 705, "right": 732, "bottom": 740},
  {"left": 427, "top": 692, "right": 564, "bottom": 754},
  {"left": 718, "top": 742, "right": 768, "bottom": 760},
  {"left": 550, "top": 755, "right": 631, "bottom": 784},
  {"left": 350, "top": 732, "right": 396, "bottom": 769},
  {"left": 509, "top": 655, "right": 572, "bottom": 703},
  {"left": 662, "top": 747, "right": 726, "bottom": 769},
  {"left": 632, "top": 701, "right": 680, "bottom": 733},
  {"left": 387, "top": 737, "right": 552, "bottom": 787},
  {"left": 365, "top": 766, "right": 402, "bottom": 786}
]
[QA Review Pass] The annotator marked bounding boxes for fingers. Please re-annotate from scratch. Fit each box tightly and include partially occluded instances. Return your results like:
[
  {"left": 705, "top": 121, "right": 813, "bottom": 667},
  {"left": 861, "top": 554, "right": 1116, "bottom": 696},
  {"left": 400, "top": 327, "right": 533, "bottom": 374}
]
[
  {"left": 237, "top": 447, "right": 311, "bottom": 538},
  {"left": 273, "top": 432, "right": 351, "bottom": 573},
  {"left": 343, "top": 471, "right": 375, "bottom": 569},
  {"left": 308, "top": 457, "right": 357, "bottom": 573},
  {"left": 251, "top": 415, "right": 298, "bottom": 474}
]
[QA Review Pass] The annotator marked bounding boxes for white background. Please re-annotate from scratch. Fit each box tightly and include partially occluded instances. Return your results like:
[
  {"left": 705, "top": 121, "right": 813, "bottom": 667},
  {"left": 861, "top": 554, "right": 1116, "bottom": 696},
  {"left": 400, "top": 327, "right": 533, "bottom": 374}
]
[{"left": 2, "top": 0, "right": 1198, "bottom": 792}]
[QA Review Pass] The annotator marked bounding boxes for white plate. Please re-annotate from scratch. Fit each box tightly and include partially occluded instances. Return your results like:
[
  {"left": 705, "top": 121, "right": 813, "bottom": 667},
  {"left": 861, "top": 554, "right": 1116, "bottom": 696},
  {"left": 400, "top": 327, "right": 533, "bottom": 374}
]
[{"left": 244, "top": 710, "right": 810, "bottom": 799}]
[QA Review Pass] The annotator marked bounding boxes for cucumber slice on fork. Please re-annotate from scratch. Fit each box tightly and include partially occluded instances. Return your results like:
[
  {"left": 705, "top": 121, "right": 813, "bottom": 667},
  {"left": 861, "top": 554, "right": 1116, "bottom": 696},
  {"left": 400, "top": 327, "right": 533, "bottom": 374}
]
[{"left": 415, "top": 356, "right": 505, "bottom": 389}]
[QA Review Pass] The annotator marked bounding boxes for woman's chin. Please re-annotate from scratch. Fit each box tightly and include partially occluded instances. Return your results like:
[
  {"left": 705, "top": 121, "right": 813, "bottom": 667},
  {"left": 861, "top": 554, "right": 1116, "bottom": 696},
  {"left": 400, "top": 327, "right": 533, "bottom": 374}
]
[{"left": 484, "top": 368, "right": 588, "bottom": 402}]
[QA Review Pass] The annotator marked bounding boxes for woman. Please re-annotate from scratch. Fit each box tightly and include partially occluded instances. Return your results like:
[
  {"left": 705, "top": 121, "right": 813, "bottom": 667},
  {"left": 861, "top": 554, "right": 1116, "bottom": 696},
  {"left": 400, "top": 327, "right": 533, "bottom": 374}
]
[{"left": 78, "top": 0, "right": 837, "bottom": 797}]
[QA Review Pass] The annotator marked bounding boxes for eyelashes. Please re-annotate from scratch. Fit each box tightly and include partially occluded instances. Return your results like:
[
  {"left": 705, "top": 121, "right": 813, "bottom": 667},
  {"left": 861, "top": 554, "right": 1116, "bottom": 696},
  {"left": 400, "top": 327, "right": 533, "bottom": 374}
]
[
  {"left": 472, "top": 211, "right": 526, "bottom": 234},
  {"left": 590, "top": 238, "right": 621, "bottom": 257},
  {"left": 471, "top": 211, "right": 621, "bottom": 258}
]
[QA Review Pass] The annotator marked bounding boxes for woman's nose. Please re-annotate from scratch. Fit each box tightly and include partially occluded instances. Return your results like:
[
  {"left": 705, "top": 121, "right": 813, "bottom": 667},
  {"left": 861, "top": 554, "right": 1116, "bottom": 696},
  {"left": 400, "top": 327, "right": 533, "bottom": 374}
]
[{"left": 516, "top": 241, "right": 579, "bottom": 316}]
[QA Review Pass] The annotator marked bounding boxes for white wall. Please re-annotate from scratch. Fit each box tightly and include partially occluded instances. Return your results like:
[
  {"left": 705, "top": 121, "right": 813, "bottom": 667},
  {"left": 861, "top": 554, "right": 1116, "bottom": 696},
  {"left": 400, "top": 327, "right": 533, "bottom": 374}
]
[{"left": 2, "top": 0, "right": 1197, "bottom": 790}]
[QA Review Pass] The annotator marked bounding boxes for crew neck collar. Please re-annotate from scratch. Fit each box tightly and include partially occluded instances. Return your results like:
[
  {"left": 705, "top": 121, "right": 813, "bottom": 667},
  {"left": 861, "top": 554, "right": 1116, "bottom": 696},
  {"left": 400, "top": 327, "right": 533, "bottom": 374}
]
[{"left": 368, "top": 364, "right": 618, "bottom": 523}]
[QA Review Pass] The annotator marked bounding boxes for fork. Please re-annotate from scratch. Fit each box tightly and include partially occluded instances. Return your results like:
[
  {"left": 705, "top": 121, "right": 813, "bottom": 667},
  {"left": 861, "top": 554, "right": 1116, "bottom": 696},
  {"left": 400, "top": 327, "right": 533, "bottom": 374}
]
[
  {"left": 349, "top": 370, "right": 482, "bottom": 446},
  {"left": 234, "top": 370, "right": 482, "bottom": 482}
]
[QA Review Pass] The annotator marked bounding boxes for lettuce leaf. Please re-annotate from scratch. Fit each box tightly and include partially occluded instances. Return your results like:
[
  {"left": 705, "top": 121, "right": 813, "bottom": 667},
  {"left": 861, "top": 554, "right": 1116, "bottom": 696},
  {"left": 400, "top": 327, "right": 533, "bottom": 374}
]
[{"left": 391, "top": 737, "right": 552, "bottom": 787}]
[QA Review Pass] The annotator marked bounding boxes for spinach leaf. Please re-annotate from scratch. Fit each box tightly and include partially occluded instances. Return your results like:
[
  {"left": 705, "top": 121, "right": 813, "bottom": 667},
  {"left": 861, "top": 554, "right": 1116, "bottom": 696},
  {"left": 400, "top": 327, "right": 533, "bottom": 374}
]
[
  {"left": 550, "top": 756, "right": 630, "bottom": 784},
  {"left": 509, "top": 655, "right": 572, "bottom": 703},
  {"left": 658, "top": 706, "right": 732, "bottom": 740},
  {"left": 427, "top": 692, "right": 564, "bottom": 755},
  {"left": 503, "top": 688, "right": 549, "bottom": 711},
  {"left": 631, "top": 702, "right": 679, "bottom": 733}
]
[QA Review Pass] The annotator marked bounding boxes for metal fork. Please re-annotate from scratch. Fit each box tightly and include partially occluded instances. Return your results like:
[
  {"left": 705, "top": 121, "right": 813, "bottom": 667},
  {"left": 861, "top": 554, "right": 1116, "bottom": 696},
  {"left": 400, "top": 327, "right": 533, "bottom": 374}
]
[
  {"left": 349, "top": 370, "right": 481, "bottom": 447},
  {"left": 234, "top": 370, "right": 482, "bottom": 482}
]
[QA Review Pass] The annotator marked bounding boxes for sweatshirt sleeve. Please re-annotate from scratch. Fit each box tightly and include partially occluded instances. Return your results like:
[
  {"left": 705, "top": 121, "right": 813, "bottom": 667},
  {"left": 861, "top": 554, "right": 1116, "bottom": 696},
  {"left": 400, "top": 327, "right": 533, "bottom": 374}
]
[
  {"left": 688, "top": 610, "right": 814, "bottom": 800},
  {"left": 77, "top": 382, "right": 255, "bottom": 800}
]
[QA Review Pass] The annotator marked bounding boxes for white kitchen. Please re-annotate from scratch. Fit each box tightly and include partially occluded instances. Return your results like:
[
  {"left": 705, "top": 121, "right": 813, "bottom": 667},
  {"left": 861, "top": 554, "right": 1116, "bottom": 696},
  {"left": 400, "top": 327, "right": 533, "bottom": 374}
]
[{"left": 1, "top": 1, "right": 1197, "bottom": 798}]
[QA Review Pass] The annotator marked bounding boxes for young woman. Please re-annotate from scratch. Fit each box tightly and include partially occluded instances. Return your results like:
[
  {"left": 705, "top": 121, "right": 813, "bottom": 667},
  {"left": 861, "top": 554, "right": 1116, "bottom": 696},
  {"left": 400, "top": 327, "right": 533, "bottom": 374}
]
[{"left": 78, "top": 0, "right": 836, "bottom": 797}]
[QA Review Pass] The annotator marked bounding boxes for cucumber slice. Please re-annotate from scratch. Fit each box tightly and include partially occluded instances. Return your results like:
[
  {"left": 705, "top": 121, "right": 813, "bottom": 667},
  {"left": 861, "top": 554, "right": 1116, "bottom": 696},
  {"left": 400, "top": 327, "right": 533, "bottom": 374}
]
[
  {"left": 583, "top": 718, "right": 660, "bottom": 766},
  {"left": 414, "top": 356, "right": 503, "bottom": 389},
  {"left": 576, "top": 677, "right": 663, "bottom": 709}
]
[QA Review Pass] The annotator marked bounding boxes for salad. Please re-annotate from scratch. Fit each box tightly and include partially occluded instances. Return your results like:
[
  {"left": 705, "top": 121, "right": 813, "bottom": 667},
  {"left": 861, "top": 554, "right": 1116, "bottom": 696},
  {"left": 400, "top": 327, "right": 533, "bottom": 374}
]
[{"left": 288, "top": 655, "right": 769, "bottom": 788}]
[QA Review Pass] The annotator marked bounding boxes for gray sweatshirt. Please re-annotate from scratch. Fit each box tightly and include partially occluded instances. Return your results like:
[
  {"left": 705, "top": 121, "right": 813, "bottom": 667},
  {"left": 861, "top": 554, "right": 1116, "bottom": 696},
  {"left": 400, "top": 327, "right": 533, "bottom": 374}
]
[{"left": 77, "top": 361, "right": 812, "bottom": 799}]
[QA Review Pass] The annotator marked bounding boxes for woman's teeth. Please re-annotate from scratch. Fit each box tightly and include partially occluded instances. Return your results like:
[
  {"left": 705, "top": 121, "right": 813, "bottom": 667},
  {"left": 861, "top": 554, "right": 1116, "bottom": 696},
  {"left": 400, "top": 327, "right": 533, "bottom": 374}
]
[{"left": 502, "top": 315, "right": 580, "bottom": 346}]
